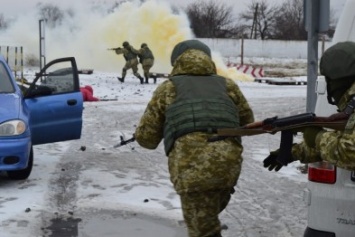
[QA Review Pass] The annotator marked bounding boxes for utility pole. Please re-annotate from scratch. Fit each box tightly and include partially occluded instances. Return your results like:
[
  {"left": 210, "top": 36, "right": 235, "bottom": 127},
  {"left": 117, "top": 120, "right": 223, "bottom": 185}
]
[
  {"left": 304, "top": 0, "right": 329, "bottom": 113},
  {"left": 250, "top": 3, "right": 259, "bottom": 39}
]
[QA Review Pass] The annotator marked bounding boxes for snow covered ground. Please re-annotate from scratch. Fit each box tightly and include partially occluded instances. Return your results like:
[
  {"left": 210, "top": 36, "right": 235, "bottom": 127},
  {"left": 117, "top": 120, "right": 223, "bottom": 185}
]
[
  {"left": 0, "top": 0, "right": 317, "bottom": 235},
  {"left": 0, "top": 68, "right": 310, "bottom": 237}
]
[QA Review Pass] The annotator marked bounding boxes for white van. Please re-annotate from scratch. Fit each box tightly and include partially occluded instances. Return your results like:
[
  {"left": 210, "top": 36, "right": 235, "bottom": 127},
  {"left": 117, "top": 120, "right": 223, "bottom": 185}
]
[{"left": 303, "top": 0, "right": 355, "bottom": 236}]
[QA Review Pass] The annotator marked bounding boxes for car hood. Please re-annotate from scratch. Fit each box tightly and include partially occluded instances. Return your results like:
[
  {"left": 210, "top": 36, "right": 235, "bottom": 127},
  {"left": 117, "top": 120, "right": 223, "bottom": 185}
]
[{"left": 0, "top": 93, "right": 22, "bottom": 122}]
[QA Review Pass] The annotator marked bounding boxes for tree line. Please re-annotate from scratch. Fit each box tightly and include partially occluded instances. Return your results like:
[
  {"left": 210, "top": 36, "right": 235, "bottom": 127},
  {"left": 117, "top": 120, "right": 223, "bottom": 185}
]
[
  {"left": 0, "top": 0, "right": 337, "bottom": 40},
  {"left": 185, "top": 0, "right": 337, "bottom": 40}
]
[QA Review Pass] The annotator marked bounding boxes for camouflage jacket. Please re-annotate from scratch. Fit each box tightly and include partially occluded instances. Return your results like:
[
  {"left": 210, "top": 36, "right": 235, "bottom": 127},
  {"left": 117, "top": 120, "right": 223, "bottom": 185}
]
[
  {"left": 131, "top": 46, "right": 154, "bottom": 67},
  {"left": 115, "top": 46, "right": 138, "bottom": 61},
  {"left": 292, "top": 82, "right": 355, "bottom": 170},
  {"left": 135, "top": 49, "right": 254, "bottom": 193}
]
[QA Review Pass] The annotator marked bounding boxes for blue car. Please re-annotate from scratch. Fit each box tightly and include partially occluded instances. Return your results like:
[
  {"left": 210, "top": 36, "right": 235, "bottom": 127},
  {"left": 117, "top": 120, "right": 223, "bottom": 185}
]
[{"left": 0, "top": 56, "right": 83, "bottom": 180}]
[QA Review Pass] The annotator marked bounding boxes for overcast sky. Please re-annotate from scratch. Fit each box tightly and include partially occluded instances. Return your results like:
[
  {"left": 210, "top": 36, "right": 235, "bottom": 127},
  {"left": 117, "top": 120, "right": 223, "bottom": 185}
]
[{"left": 1, "top": 0, "right": 347, "bottom": 18}]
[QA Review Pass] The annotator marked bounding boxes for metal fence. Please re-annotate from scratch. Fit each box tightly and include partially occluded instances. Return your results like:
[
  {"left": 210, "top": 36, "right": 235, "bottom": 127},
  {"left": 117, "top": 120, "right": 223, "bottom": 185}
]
[{"left": 0, "top": 45, "right": 24, "bottom": 79}]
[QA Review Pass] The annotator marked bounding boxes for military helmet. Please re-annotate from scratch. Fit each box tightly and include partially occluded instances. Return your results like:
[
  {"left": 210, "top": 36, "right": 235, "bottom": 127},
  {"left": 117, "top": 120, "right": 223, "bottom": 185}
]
[
  {"left": 170, "top": 39, "right": 211, "bottom": 66},
  {"left": 122, "top": 41, "right": 129, "bottom": 47},
  {"left": 141, "top": 43, "right": 147, "bottom": 48},
  {"left": 320, "top": 41, "right": 355, "bottom": 105}
]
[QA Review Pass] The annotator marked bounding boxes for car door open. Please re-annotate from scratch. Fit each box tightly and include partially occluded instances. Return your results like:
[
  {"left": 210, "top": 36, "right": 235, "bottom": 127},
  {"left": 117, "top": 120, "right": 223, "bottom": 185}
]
[{"left": 24, "top": 57, "right": 83, "bottom": 145}]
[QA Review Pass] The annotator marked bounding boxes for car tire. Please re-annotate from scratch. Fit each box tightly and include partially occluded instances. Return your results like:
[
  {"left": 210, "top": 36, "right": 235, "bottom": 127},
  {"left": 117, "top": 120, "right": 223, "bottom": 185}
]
[{"left": 7, "top": 146, "right": 33, "bottom": 180}]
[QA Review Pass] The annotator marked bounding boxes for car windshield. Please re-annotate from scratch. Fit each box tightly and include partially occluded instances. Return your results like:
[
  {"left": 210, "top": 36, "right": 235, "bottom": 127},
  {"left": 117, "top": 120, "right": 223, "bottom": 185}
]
[{"left": 0, "top": 62, "right": 15, "bottom": 93}]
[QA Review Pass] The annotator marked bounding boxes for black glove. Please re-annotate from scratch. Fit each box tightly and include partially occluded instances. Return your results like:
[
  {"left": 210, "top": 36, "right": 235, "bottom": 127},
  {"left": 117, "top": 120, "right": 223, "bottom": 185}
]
[{"left": 263, "top": 150, "right": 283, "bottom": 172}]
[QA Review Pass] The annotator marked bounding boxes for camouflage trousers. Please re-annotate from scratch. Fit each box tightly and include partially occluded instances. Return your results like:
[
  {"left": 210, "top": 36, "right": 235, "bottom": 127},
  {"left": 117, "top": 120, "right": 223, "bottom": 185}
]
[
  {"left": 142, "top": 64, "right": 152, "bottom": 79},
  {"left": 141, "top": 59, "right": 154, "bottom": 82},
  {"left": 180, "top": 188, "right": 233, "bottom": 237},
  {"left": 122, "top": 60, "right": 142, "bottom": 80}
]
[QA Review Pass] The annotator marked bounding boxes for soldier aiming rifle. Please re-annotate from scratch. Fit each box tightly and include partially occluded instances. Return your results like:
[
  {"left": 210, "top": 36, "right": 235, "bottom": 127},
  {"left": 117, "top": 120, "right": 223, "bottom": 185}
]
[{"left": 108, "top": 41, "right": 144, "bottom": 84}]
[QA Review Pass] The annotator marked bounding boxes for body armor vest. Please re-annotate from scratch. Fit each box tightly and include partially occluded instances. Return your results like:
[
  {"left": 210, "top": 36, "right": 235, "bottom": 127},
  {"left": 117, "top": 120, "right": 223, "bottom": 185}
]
[
  {"left": 124, "top": 47, "right": 137, "bottom": 61},
  {"left": 164, "top": 75, "right": 240, "bottom": 155},
  {"left": 142, "top": 47, "right": 154, "bottom": 60},
  {"left": 139, "top": 47, "right": 154, "bottom": 63}
]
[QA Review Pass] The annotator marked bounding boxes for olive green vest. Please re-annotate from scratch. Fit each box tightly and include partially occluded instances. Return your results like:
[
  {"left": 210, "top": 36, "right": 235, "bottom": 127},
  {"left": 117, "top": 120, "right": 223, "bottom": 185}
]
[
  {"left": 141, "top": 47, "right": 154, "bottom": 60},
  {"left": 124, "top": 47, "right": 137, "bottom": 61},
  {"left": 164, "top": 75, "right": 240, "bottom": 155}
]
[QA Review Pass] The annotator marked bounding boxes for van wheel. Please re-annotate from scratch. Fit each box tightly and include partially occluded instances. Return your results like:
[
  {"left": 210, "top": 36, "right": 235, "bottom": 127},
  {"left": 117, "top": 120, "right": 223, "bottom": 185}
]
[{"left": 7, "top": 147, "right": 33, "bottom": 180}]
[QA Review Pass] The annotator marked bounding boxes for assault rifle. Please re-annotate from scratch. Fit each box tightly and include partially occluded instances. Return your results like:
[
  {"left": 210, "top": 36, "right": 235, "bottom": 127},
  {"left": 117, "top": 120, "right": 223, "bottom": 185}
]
[
  {"left": 209, "top": 112, "right": 349, "bottom": 166},
  {"left": 215, "top": 112, "right": 348, "bottom": 137},
  {"left": 98, "top": 98, "right": 118, "bottom": 101},
  {"left": 113, "top": 135, "right": 135, "bottom": 148},
  {"left": 107, "top": 47, "right": 121, "bottom": 51}
]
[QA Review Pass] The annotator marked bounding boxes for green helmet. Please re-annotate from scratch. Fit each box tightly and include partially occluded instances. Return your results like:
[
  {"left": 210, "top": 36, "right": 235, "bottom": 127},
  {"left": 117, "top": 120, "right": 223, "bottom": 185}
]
[
  {"left": 170, "top": 39, "right": 211, "bottom": 66},
  {"left": 320, "top": 41, "right": 355, "bottom": 105},
  {"left": 141, "top": 43, "right": 147, "bottom": 48},
  {"left": 122, "top": 41, "right": 129, "bottom": 47}
]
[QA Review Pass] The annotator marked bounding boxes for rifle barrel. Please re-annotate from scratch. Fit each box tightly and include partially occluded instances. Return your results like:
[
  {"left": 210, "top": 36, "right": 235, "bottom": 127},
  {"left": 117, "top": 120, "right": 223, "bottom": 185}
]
[{"left": 113, "top": 136, "right": 135, "bottom": 148}]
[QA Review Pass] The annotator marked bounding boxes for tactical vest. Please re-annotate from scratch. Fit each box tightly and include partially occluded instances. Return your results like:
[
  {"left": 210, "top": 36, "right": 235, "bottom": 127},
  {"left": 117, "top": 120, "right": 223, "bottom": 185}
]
[
  {"left": 141, "top": 47, "right": 154, "bottom": 60},
  {"left": 124, "top": 47, "right": 137, "bottom": 61},
  {"left": 164, "top": 75, "right": 240, "bottom": 155},
  {"left": 139, "top": 47, "right": 154, "bottom": 63}
]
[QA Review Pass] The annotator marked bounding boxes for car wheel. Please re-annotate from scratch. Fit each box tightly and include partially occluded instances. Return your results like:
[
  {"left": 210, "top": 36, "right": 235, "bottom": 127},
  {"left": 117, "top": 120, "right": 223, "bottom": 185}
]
[{"left": 7, "top": 146, "right": 33, "bottom": 180}]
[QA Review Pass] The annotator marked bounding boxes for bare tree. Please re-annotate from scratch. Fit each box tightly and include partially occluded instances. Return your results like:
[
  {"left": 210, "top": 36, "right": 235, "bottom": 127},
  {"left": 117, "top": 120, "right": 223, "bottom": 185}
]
[
  {"left": 185, "top": 0, "right": 237, "bottom": 38},
  {"left": 37, "top": 3, "right": 65, "bottom": 28},
  {"left": 325, "top": 7, "right": 338, "bottom": 39},
  {"left": 273, "top": 0, "right": 306, "bottom": 40},
  {"left": 239, "top": 0, "right": 277, "bottom": 39},
  {"left": 0, "top": 13, "right": 9, "bottom": 30}
]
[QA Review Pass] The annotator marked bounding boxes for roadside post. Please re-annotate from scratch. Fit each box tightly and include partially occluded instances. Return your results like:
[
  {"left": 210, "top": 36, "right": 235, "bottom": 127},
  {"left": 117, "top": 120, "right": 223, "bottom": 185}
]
[{"left": 39, "top": 19, "right": 47, "bottom": 72}]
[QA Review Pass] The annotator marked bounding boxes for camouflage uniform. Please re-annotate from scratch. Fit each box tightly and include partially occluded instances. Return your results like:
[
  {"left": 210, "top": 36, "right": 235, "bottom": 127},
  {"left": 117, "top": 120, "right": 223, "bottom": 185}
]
[
  {"left": 115, "top": 42, "right": 144, "bottom": 84},
  {"left": 291, "top": 81, "right": 355, "bottom": 170},
  {"left": 131, "top": 43, "right": 155, "bottom": 83},
  {"left": 289, "top": 42, "right": 355, "bottom": 171},
  {"left": 135, "top": 40, "right": 254, "bottom": 237}
]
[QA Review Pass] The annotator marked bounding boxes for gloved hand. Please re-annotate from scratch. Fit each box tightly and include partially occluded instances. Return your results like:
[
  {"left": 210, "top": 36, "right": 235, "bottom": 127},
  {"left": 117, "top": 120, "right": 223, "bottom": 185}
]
[
  {"left": 263, "top": 150, "right": 283, "bottom": 172},
  {"left": 303, "top": 127, "right": 325, "bottom": 148}
]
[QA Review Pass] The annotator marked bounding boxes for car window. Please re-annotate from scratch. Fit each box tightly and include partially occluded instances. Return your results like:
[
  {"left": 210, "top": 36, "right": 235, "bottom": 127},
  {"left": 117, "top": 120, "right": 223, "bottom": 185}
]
[
  {"left": 40, "top": 65, "right": 76, "bottom": 94},
  {"left": 0, "top": 62, "right": 15, "bottom": 93},
  {"left": 27, "top": 61, "right": 77, "bottom": 95}
]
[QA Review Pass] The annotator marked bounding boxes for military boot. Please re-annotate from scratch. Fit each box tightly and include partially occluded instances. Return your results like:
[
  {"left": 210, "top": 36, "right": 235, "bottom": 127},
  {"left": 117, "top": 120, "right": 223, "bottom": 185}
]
[
  {"left": 209, "top": 233, "right": 222, "bottom": 237},
  {"left": 153, "top": 77, "right": 157, "bottom": 84},
  {"left": 138, "top": 76, "right": 144, "bottom": 84},
  {"left": 117, "top": 77, "right": 125, "bottom": 83},
  {"left": 145, "top": 77, "right": 149, "bottom": 84}
]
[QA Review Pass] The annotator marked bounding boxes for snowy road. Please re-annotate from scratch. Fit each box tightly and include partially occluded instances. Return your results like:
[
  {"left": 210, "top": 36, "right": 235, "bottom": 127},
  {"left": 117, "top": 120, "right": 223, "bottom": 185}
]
[{"left": 0, "top": 74, "right": 309, "bottom": 237}]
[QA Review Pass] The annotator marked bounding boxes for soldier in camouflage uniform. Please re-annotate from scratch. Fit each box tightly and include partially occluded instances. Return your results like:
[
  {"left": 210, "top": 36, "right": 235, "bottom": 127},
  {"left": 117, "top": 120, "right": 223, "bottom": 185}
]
[
  {"left": 115, "top": 41, "right": 144, "bottom": 84},
  {"left": 134, "top": 39, "right": 254, "bottom": 237},
  {"left": 264, "top": 41, "right": 355, "bottom": 172},
  {"left": 131, "top": 43, "right": 155, "bottom": 84}
]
